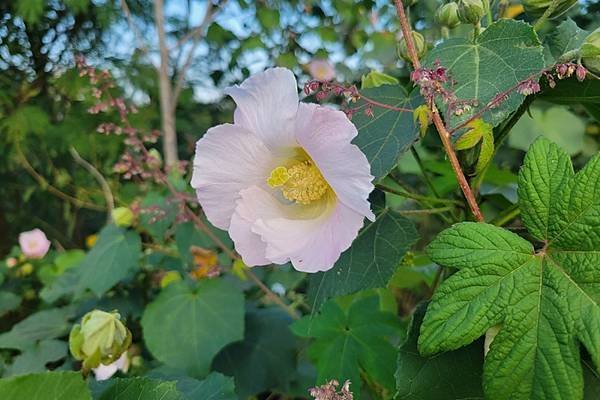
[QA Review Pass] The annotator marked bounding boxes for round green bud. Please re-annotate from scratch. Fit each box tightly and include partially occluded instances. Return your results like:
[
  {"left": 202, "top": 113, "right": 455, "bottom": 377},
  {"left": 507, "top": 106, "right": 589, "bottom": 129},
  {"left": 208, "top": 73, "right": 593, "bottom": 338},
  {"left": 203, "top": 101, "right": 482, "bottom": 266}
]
[
  {"left": 111, "top": 207, "right": 135, "bottom": 228},
  {"left": 436, "top": 3, "right": 461, "bottom": 29},
  {"left": 523, "top": 0, "right": 577, "bottom": 18},
  {"left": 69, "top": 310, "right": 132, "bottom": 370},
  {"left": 398, "top": 32, "right": 427, "bottom": 62},
  {"left": 457, "top": 0, "right": 485, "bottom": 25},
  {"left": 581, "top": 28, "right": 600, "bottom": 75}
]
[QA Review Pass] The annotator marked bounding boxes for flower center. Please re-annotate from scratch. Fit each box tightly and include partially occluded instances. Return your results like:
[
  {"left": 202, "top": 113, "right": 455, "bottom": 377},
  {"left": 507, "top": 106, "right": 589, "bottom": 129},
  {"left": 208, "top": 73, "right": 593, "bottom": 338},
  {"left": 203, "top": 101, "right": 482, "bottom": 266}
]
[{"left": 267, "top": 160, "right": 329, "bottom": 205}]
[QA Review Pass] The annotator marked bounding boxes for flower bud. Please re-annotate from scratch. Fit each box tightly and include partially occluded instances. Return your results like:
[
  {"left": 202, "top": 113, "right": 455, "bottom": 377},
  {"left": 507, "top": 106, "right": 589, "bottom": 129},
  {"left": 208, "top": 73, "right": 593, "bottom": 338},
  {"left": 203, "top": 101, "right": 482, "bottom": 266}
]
[
  {"left": 436, "top": 3, "right": 461, "bottom": 29},
  {"left": 457, "top": 0, "right": 485, "bottom": 25},
  {"left": 146, "top": 148, "right": 162, "bottom": 170},
  {"left": 69, "top": 310, "right": 132, "bottom": 370},
  {"left": 581, "top": 28, "right": 600, "bottom": 75},
  {"left": 523, "top": 0, "right": 577, "bottom": 18},
  {"left": 398, "top": 32, "right": 427, "bottom": 62},
  {"left": 111, "top": 207, "right": 135, "bottom": 228}
]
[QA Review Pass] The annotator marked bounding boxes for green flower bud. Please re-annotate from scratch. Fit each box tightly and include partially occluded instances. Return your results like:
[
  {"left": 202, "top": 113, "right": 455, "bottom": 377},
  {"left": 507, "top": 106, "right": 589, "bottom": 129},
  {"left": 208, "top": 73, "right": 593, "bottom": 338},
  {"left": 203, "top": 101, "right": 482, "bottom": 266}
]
[
  {"left": 522, "top": 0, "right": 577, "bottom": 18},
  {"left": 398, "top": 32, "right": 427, "bottom": 62},
  {"left": 457, "top": 0, "right": 485, "bottom": 25},
  {"left": 69, "top": 310, "right": 132, "bottom": 370},
  {"left": 146, "top": 148, "right": 163, "bottom": 170},
  {"left": 111, "top": 207, "right": 135, "bottom": 228},
  {"left": 581, "top": 28, "right": 600, "bottom": 75},
  {"left": 436, "top": 3, "right": 461, "bottom": 29}
]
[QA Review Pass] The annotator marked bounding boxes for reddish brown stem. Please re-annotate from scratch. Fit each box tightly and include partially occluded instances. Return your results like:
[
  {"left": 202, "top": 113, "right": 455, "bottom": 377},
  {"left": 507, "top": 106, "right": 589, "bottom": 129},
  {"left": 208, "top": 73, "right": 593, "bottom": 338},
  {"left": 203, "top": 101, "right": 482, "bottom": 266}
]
[{"left": 393, "top": 0, "right": 484, "bottom": 222}]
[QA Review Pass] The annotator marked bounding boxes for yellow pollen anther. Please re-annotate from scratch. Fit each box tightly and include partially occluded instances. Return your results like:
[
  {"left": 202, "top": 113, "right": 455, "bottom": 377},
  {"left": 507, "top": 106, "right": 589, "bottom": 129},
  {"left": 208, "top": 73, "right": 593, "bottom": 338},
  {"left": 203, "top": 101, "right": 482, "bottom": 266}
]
[
  {"left": 267, "top": 161, "right": 329, "bottom": 205},
  {"left": 267, "top": 166, "right": 290, "bottom": 187}
]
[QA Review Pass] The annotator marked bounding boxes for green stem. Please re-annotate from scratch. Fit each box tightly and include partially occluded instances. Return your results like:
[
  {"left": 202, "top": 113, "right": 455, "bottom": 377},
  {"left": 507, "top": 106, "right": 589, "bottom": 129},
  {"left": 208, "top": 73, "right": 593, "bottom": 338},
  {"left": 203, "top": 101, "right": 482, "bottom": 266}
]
[
  {"left": 490, "top": 203, "right": 520, "bottom": 226},
  {"left": 533, "top": 0, "right": 561, "bottom": 31},
  {"left": 410, "top": 146, "right": 441, "bottom": 197},
  {"left": 473, "top": 22, "right": 481, "bottom": 42},
  {"left": 396, "top": 206, "right": 454, "bottom": 215},
  {"left": 376, "top": 184, "right": 463, "bottom": 205},
  {"left": 483, "top": 0, "right": 493, "bottom": 26}
]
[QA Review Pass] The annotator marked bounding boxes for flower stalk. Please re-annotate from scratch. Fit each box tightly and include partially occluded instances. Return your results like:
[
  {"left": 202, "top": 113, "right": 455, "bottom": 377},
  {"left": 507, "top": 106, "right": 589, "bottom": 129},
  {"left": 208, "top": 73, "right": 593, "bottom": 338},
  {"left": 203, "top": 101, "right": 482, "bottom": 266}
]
[{"left": 393, "top": 0, "right": 485, "bottom": 222}]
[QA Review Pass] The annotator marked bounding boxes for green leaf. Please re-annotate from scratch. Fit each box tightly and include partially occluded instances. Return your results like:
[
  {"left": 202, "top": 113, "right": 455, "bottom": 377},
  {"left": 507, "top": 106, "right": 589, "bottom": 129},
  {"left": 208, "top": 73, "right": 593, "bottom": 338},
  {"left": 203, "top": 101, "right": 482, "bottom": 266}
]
[
  {"left": 141, "top": 280, "right": 244, "bottom": 377},
  {"left": 3, "top": 339, "right": 67, "bottom": 377},
  {"left": 15, "top": 0, "right": 45, "bottom": 24},
  {"left": 139, "top": 192, "right": 177, "bottom": 240},
  {"left": 509, "top": 105, "right": 586, "bottom": 155},
  {"left": 423, "top": 19, "right": 544, "bottom": 128},
  {"left": 419, "top": 138, "right": 600, "bottom": 399},
  {"left": 396, "top": 303, "right": 484, "bottom": 400},
  {"left": 546, "top": 19, "right": 589, "bottom": 63},
  {"left": 175, "top": 373, "right": 236, "bottom": 400},
  {"left": 97, "top": 378, "right": 182, "bottom": 400},
  {"left": 0, "top": 291, "right": 21, "bottom": 317},
  {"left": 77, "top": 224, "right": 142, "bottom": 297},
  {"left": 361, "top": 71, "right": 400, "bottom": 89},
  {"left": 352, "top": 85, "right": 420, "bottom": 180},
  {"left": 0, "top": 307, "right": 75, "bottom": 350},
  {"left": 308, "top": 210, "right": 418, "bottom": 311},
  {"left": 213, "top": 308, "right": 297, "bottom": 398},
  {"left": 292, "top": 294, "right": 402, "bottom": 399},
  {"left": 256, "top": 7, "right": 280, "bottom": 30},
  {"left": 0, "top": 371, "right": 91, "bottom": 399}
]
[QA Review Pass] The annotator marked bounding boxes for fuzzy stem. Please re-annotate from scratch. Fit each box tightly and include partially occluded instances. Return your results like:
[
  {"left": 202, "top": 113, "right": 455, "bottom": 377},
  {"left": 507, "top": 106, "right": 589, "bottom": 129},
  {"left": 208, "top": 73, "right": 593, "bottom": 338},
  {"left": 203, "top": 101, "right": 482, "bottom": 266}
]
[
  {"left": 533, "top": 0, "right": 561, "bottom": 31},
  {"left": 393, "top": 0, "right": 484, "bottom": 222}
]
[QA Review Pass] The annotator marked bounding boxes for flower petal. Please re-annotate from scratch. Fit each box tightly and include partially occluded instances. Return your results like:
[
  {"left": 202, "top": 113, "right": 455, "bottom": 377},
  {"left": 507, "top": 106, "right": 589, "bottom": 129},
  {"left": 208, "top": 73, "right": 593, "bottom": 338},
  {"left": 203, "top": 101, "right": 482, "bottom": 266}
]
[
  {"left": 224, "top": 68, "right": 299, "bottom": 151},
  {"left": 295, "top": 103, "right": 375, "bottom": 221},
  {"left": 236, "top": 186, "right": 365, "bottom": 272},
  {"left": 92, "top": 362, "right": 119, "bottom": 381},
  {"left": 191, "top": 123, "right": 274, "bottom": 230}
]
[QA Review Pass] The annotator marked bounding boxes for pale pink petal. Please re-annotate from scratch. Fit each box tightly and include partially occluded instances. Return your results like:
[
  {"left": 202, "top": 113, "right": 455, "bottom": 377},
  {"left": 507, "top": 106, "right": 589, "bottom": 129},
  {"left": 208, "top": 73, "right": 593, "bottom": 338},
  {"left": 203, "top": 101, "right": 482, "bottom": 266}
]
[
  {"left": 224, "top": 68, "right": 299, "bottom": 151},
  {"left": 295, "top": 103, "right": 375, "bottom": 221},
  {"left": 235, "top": 186, "right": 365, "bottom": 272},
  {"left": 92, "top": 362, "right": 119, "bottom": 381},
  {"left": 191, "top": 123, "right": 275, "bottom": 230},
  {"left": 308, "top": 59, "right": 336, "bottom": 81},
  {"left": 18, "top": 229, "right": 51, "bottom": 259}
]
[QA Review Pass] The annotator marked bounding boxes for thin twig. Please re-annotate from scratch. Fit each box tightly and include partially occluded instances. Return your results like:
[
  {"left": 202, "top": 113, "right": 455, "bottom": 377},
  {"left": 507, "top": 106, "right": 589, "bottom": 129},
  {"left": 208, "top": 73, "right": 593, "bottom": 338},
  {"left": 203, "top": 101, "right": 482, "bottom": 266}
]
[
  {"left": 376, "top": 184, "right": 463, "bottom": 205},
  {"left": 171, "top": 2, "right": 217, "bottom": 110},
  {"left": 410, "top": 146, "right": 440, "bottom": 197},
  {"left": 395, "top": 206, "right": 453, "bottom": 215},
  {"left": 15, "top": 143, "right": 105, "bottom": 211},
  {"left": 69, "top": 146, "right": 115, "bottom": 223},
  {"left": 393, "top": 0, "right": 484, "bottom": 222},
  {"left": 120, "top": 0, "right": 151, "bottom": 56}
]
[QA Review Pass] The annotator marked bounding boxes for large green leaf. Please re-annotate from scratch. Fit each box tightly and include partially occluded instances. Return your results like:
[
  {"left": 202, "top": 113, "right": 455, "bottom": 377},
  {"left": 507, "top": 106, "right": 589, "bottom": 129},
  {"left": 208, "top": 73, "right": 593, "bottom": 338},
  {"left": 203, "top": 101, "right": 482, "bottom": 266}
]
[
  {"left": 308, "top": 210, "right": 418, "bottom": 311},
  {"left": 0, "top": 307, "right": 75, "bottom": 350},
  {"left": 352, "top": 85, "right": 420, "bottom": 180},
  {"left": 0, "top": 291, "right": 20, "bottom": 317},
  {"left": 0, "top": 371, "right": 91, "bottom": 400},
  {"left": 76, "top": 224, "right": 141, "bottom": 297},
  {"left": 3, "top": 339, "right": 67, "bottom": 377},
  {"left": 508, "top": 105, "right": 586, "bottom": 155},
  {"left": 141, "top": 280, "right": 244, "bottom": 377},
  {"left": 292, "top": 294, "right": 402, "bottom": 400},
  {"left": 97, "top": 378, "right": 182, "bottom": 400},
  {"left": 396, "top": 303, "right": 484, "bottom": 400},
  {"left": 175, "top": 373, "right": 236, "bottom": 400},
  {"left": 419, "top": 138, "right": 600, "bottom": 399},
  {"left": 213, "top": 308, "right": 297, "bottom": 398},
  {"left": 546, "top": 19, "right": 589, "bottom": 63},
  {"left": 423, "top": 19, "right": 545, "bottom": 128}
]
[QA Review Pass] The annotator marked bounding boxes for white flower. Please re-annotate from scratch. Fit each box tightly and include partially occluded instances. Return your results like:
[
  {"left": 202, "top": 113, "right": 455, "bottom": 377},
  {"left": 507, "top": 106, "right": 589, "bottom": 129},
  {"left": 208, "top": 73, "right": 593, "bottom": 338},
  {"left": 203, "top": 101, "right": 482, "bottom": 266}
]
[
  {"left": 192, "top": 68, "right": 374, "bottom": 272},
  {"left": 92, "top": 353, "right": 129, "bottom": 381}
]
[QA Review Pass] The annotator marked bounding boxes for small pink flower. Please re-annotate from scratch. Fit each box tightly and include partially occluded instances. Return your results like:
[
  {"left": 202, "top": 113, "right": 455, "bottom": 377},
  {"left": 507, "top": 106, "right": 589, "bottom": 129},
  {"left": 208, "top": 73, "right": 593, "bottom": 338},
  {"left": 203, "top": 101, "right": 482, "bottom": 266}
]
[
  {"left": 308, "top": 59, "right": 336, "bottom": 81},
  {"left": 6, "top": 257, "right": 17, "bottom": 268},
  {"left": 92, "top": 353, "right": 129, "bottom": 381},
  {"left": 18, "top": 229, "right": 51, "bottom": 259},
  {"left": 192, "top": 68, "right": 374, "bottom": 272}
]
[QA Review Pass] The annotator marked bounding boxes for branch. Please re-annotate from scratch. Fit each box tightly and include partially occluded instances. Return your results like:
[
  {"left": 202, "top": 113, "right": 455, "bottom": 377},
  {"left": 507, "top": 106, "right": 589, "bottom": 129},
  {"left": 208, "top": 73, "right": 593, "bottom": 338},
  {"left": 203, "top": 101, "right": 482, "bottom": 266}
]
[
  {"left": 15, "top": 142, "right": 105, "bottom": 212},
  {"left": 120, "top": 0, "right": 152, "bottom": 57},
  {"left": 69, "top": 146, "right": 115, "bottom": 224},
  {"left": 171, "top": 2, "right": 217, "bottom": 110},
  {"left": 393, "top": 0, "right": 484, "bottom": 222}
]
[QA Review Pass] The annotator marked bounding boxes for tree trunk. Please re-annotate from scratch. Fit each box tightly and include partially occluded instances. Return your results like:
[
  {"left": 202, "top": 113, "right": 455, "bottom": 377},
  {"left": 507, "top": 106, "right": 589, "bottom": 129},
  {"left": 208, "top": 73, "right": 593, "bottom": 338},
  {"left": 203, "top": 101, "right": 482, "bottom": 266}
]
[{"left": 154, "top": 0, "right": 179, "bottom": 166}]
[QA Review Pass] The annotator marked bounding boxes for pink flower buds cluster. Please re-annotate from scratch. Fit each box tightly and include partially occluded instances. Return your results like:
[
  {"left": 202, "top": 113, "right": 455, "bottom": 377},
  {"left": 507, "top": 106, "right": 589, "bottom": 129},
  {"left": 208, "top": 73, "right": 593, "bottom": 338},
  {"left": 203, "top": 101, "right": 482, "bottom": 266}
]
[
  {"left": 411, "top": 61, "right": 457, "bottom": 104},
  {"left": 517, "top": 79, "right": 541, "bottom": 96},
  {"left": 304, "top": 80, "right": 375, "bottom": 120},
  {"left": 309, "top": 380, "right": 354, "bottom": 400},
  {"left": 555, "top": 62, "right": 586, "bottom": 81}
]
